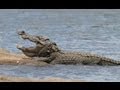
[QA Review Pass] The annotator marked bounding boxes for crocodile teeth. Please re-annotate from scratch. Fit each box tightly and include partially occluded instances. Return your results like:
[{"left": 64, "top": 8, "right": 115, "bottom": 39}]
[{"left": 16, "top": 44, "right": 23, "bottom": 49}]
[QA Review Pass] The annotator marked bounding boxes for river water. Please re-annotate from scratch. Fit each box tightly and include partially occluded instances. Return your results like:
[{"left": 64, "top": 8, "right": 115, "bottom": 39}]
[{"left": 0, "top": 9, "right": 120, "bottom": 81}]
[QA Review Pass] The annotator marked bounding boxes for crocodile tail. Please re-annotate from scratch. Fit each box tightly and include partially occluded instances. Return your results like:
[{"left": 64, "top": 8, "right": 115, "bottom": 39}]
[
  {"left": 112, "top": 60, "right": 120, "bottom": 65},
  {"left": 98, "top": 57, "right": 120, "bottom": 66},
  {"left": 100, "top": 57, "right": 120, "bottom": 65}
]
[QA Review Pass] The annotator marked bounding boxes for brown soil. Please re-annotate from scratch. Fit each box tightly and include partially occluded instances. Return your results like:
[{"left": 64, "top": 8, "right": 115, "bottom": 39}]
[
  {"left": 0, "top": 48, "right": 49, "bottom": 66},
  {"left": 0, "top": 75, "right": 85, "bottom": 82}
]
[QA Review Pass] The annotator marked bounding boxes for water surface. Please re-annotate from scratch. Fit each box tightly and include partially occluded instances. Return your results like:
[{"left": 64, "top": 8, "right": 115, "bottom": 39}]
[{"left": 0, "top": 9, "right": 120, "bottom": 81}]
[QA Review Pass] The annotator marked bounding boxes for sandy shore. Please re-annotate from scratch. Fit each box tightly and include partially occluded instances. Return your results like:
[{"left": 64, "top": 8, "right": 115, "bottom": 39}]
[
  {"left": 0, "top": 48, "right": 49, "bottom": 66},
  {"left": 0, "top": 75, "right": 85, "bottom": 82},
  {"left": 0, "top": 48, "right": 86, "bottom": 82}
]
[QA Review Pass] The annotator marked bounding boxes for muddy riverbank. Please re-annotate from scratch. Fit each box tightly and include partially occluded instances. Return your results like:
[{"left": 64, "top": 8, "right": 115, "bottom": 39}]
[
  {"left": 0, "top": 75, "right": 84, "bottom": 82},
  {"left": 0, "top": 48, "right": 49, "bottom": 66}
]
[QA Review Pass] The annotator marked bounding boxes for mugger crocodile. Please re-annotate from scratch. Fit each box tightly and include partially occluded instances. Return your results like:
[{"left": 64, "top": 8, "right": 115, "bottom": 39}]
[{"left": 17, "top": 31, "right": 120, "bottom": 66}]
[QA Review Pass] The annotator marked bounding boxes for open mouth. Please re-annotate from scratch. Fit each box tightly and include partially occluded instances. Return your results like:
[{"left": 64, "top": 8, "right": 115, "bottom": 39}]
[{"left": 17, "top": 31, "right": 35, "bottom": 50}]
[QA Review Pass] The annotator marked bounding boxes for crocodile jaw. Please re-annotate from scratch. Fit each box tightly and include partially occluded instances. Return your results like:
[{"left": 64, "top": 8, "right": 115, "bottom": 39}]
[{"left": 16, "top": 44, "right": 24, "bottom": 50}]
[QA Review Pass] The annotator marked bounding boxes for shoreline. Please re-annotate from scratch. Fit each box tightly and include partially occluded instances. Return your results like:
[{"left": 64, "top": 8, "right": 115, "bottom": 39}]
[
  {"left": 0, "top": 48, "right": 49, "bottom": 66},
  {"left": 0, "top": 48, "right": 87, "bottom": 82},
  {"left": 0, "top": 75, "right": 85, "bottom": 82}
]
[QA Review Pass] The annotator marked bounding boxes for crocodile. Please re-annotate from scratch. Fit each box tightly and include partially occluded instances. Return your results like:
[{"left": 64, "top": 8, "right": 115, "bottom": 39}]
[
  {"left": 17, "top": 31, "right": 61, "bottom": 57},
  {"left": 38, "top": 51, "right": 120, "bottom": 66},
  {"left": 17, "top": 31, "right": 120, "bottom": 66}
]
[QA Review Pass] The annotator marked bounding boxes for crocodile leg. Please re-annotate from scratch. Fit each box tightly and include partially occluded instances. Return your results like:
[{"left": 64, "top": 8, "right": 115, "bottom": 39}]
[{"left": 32, "top": 57, "right": 52, "bottom": 63}]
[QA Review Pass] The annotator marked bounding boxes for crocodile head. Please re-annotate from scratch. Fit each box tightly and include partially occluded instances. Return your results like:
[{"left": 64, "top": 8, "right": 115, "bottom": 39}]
[{"left": 16, "top": 31, "right": 61, "bottom": 57}]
